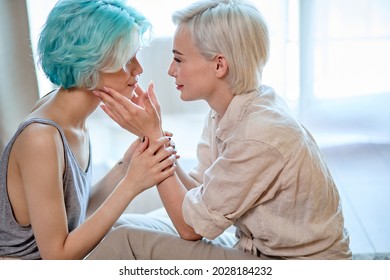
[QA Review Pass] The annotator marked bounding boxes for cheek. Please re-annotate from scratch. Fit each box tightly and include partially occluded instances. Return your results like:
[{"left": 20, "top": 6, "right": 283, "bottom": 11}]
[{"left": 105, "top": 72, "right": 130, "bottom": 89}]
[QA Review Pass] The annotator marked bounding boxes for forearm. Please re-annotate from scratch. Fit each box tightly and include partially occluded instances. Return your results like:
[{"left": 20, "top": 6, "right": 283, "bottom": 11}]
[
  {"left": 156, "top": 173, "right": 202, "bottom": 240},
  {"left": 144, "top": 129, "right": 200, "bottom": 240},
  {"left": 87, "top": 160, "right": 126, "bottom": 217},
  {"left": 175, "top": 162, "right": 198, "bottom": 190},
  {"left": 45, "top": 179, "right": 138, "bottom": 260}
]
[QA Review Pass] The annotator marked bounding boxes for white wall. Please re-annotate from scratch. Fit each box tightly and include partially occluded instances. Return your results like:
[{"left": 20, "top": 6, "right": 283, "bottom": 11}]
[{"left": 0, "top": 0, "right": 39, "bottom": 150}]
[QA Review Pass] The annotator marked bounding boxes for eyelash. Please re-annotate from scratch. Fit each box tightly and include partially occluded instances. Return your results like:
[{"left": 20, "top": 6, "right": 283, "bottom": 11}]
[{"left": 174, "top": 57, "right": 181, "bottom": 63}]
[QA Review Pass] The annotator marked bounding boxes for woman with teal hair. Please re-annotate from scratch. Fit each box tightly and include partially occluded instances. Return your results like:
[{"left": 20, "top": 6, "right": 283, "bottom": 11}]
[{"left": 0, "top": 0, "right": 176, "bottom": 259}]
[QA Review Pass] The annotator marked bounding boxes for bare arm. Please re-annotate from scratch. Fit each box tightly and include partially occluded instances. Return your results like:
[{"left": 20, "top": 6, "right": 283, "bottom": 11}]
[
  {"left": 174, "top": 161, "right": 199, "bottom": 190},
  {"left": 86, "top": 138, "right": 140, "bottom": 217},
  {"left": 14, "top": 125, "right": 175, "bottom": 259},
  {"left": 146, "top": 130, "right": 202, "bottom": 240}
]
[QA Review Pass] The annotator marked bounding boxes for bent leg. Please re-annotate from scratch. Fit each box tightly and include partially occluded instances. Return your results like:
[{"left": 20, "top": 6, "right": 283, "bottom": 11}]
[
  {"left": 86, "top": 225, "right": 259, "bottom": 260},
  {"left": 115, "top": 211, "right": 238, "bottom": 248}
]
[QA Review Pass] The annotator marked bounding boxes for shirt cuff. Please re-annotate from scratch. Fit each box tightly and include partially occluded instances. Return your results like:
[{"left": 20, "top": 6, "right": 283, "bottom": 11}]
[{"left": 182, "top": 187, "right": 234, "bottom": 239}]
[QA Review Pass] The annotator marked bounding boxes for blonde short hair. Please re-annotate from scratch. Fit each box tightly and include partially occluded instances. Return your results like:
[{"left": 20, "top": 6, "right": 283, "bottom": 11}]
[{"left": 172, "top": 0, "right": 269, "bottom": 95}]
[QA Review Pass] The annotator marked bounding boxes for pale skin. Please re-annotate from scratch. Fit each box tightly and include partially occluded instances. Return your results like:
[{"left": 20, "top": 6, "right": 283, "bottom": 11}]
[
  {"left": 93, "top": 24, "right": 235, "bottom": 240},
  {"left": 6, "top": 55, "right": 177, "bottom": 259}
]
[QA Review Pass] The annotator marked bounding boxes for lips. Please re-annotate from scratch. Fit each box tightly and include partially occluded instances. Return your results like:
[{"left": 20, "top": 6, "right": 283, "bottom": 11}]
[
  {"left": 128, "top": 82, "right": 138, "bottom": 88},
  {"left": 127, "top": 76, "right": 139, "bottom": 88}
]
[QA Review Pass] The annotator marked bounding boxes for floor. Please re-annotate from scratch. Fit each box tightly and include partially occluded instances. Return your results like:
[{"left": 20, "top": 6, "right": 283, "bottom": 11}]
[
  {"left": 320, "top": 142, "right": 390, "bottom": 257},
  {"left": 89, "top": 112, "right": 390, "bottom": 258}
]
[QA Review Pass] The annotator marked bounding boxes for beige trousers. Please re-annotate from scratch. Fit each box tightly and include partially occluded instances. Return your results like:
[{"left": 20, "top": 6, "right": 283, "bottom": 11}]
[{"left": 85, "top": 211, "right": 260, "bottom": 260}]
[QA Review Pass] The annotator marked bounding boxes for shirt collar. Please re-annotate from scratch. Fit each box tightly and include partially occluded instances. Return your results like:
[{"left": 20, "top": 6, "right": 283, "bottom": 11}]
[{"left": 213, "top": 87, "right": 262, "bottom": 141}]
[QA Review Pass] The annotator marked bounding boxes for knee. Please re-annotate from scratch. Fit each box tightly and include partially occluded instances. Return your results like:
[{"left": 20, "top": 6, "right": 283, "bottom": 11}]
[
  {"left": 109, "top": 225, "right": 133, "bottom": 239},
  {"left": 87, "top": 226, "right": 138, "bottom": 260}
]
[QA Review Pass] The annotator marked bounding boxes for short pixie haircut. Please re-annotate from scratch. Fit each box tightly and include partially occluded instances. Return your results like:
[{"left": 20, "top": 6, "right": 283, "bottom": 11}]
[
  {"left": 172, "top": 0, "right": 269, "bottom": 95},
  {"left": 37, "top": 0, "right": 152, "bottom": 89}
]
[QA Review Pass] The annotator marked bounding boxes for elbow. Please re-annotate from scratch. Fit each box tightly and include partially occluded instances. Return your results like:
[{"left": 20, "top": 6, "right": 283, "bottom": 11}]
[
  {"left": 178, "top": 230, "right": 203, "bottom": 241},
  {"left": 180, "top": 233, "right": 203, "bottom": 241},
  {"left": 176, "top": 222, "right": 203, "bottom": 241}
]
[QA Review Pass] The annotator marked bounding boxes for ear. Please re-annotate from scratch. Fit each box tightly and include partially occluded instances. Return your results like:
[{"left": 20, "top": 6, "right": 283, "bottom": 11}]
[{"left": 214, "top": 54, "right": 228, "bottom": 78}]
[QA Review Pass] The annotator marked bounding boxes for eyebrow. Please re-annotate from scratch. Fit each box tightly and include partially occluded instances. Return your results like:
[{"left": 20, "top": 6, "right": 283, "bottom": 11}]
[{"left": 172, "top": 50, "right": 184, "bottom": 55}]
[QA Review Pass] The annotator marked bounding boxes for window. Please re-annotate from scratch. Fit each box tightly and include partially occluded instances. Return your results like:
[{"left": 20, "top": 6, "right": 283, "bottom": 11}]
[{"left": 299, "top": 0, "right": 390, "bottom": 145}]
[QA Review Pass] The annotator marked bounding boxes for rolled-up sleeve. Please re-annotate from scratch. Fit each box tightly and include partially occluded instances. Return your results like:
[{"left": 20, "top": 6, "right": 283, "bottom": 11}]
[{"left": 183, "top": 139, "right": 285, "bottom": 240}]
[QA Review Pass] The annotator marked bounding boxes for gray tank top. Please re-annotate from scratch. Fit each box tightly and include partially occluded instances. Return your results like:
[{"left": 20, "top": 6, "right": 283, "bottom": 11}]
[{"left": 0, "top": 118, "right": 91, "bottom": 259}]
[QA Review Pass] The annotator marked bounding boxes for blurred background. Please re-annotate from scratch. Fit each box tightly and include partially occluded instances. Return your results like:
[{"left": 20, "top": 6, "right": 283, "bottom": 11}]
[{"left": 0, "top": 0, "right": 389, "bottom": 257}]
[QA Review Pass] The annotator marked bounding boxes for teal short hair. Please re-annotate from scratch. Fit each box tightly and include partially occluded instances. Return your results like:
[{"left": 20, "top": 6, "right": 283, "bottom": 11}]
[{"left": 37, "top": 0, "right": 152, "bottom": 89}]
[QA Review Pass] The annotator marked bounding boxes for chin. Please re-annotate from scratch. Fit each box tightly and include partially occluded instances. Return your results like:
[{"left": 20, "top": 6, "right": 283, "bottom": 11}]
[
  {"left": 123, "top": 89, "right": 135, "bottom": 99},
  {"left": 180, "top": 93, "right": 190, "bottom": 101},
  {"left": 180, "top": 93, "right": 198, "bottom": 102},
  {"left": 126, "top": 92, "right": 134, "bottom": 99}
]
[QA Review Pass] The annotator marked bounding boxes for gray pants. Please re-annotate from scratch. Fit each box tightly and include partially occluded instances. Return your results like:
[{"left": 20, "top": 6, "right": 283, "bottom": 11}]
[{"left": 85, "top": 209, "right": 260, "bottom": 260}]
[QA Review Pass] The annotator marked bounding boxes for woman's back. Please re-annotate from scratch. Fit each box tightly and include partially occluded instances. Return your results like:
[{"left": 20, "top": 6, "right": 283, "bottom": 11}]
[{"left": 0, "top": 118, "right": 91, "bottom": 259}]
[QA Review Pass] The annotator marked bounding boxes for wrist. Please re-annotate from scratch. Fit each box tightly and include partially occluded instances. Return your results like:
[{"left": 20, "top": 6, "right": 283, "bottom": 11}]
[{"left": 147, "top": 128, "right": 164, "bottom": 142}]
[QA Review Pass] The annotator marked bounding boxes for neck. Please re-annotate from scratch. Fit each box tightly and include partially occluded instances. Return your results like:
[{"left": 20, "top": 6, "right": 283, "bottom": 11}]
[
  {"left": 35, "top": 87, "right": 101, "bottom": 129},
  {"left": 62, "top": 88, "right": 101, "bottom": 128},
  {"left": 206, "top": 87, "right": 235, "bottom": 118}
]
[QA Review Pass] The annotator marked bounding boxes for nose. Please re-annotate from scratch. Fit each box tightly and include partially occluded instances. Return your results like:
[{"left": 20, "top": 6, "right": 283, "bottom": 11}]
[
  {"left": 167, "top": 61, "right": 176, "bottom": 77},
  {"left": 129, "top": 57, "right": 143, "bottom": 77}
]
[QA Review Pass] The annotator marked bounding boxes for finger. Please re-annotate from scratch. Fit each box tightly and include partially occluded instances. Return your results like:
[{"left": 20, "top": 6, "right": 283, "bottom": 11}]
[
  {"left": 133, "top": 85, "right": 157, "bottom": 115},
  {"left": 100, "top": 104, "right": 121, "bottom": 123},
  {"left": 147, "top": 82, "right": 161, "bottom": 114},
  {"left": 158, "top": 154, "right": 176, "bottom": 170},
  {"left": 135, "top": 136, "right": 149, "bottom": 155},
  {"left": 153, "top": 168, "right": 175, "bottom": 186},
  {"left": 154, "top": 146, "right": 175, "bottom": 164},
  {"left": 134, "top": 84, "right": 146, "bottom": 97},
  {"left": 131, "top": 93, "right": 144, "bottom": 107},
  {"left": 148, "top": 137, "right": 171, "bottom": 155},
  {"left": 100, "top": 104, "right": 130, "bottom": 129},
  {"left": 131, "top": 92, "right": 139, "bottom": 101},
  {"left": 169, "top": 140, "right": 176, "bottom": 149},
  {"left": 164, "top": 131, "right": 173, "bottom": 137},
  {"left": 129, "top": 137, "right": 142, "bottom": 151},
  {"left": 157, "top": 159, "right": 177, "bottom": 181},
  {"left": 140, "top": 88, "right": 156, "bottom": 113},
  {"left": 164, "top": 164, "right": 177, "bottom": 178},
  {"left": 101, "top": 87, "right": 143, "bottom": 113},
  {"left": 95, "top": 90, "right": 129, "bottom": 120},
  {"left": 131, "top": 92, "right": 143, "bottom": 107}
]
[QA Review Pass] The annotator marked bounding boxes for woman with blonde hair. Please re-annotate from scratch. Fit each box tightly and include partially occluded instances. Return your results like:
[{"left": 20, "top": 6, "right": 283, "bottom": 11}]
[{"left": 93, "top": 0, "right": 351, "bottom": 260}]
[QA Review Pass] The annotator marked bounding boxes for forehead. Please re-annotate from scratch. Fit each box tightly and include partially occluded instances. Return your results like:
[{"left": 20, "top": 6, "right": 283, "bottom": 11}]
[{"left": 172, "top": 25, "right": 196, "bottom": 53}]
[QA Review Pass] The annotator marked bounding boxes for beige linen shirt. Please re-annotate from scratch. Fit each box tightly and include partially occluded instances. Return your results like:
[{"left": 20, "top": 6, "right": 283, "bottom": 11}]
[{"left": 182, "top": 86, "right": 351, "bottom": 259}]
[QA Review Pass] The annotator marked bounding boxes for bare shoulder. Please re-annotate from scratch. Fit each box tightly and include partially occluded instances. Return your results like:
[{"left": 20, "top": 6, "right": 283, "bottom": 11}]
[{"left": 13, "top": 122, "right": 64, "bottom": 160}]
